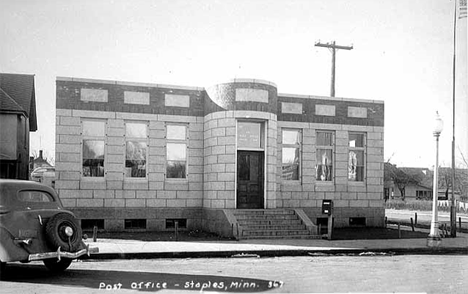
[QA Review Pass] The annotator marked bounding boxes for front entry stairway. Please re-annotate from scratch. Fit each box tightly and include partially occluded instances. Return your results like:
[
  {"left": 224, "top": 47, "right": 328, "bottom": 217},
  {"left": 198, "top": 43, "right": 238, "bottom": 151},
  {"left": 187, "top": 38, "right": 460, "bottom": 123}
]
[{"left": 225, "top": 209, "right": 321, "bottom": 240}]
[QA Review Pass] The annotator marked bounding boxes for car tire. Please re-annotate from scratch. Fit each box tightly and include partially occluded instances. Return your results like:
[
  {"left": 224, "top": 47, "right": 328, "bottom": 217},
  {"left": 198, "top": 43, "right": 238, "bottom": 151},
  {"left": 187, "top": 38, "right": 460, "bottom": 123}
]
[
  {"left": 43, "top": 258, "right": 72, "bottom": 272},
  {"left": 0, "top": 261, "right": 6, "bottom": 275},
  {"left": 45, "top": 213, "right": 82, "bottom": 252}
]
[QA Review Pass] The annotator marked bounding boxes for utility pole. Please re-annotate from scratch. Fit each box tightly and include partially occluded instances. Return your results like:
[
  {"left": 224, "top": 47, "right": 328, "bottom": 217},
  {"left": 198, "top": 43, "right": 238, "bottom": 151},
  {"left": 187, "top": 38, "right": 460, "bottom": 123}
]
[
  {"left": 449, "top": 0, "right": 466, "bottom": 237},
  {"left": 315, "top": 41, "right": 353, "bottom": 97}
]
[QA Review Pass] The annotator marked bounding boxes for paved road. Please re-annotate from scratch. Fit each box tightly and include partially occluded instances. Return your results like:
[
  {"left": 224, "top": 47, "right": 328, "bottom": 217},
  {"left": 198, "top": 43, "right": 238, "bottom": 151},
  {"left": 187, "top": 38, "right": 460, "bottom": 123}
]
[{"left": 1, "top": 255, "right": 467, "bottom": 293}]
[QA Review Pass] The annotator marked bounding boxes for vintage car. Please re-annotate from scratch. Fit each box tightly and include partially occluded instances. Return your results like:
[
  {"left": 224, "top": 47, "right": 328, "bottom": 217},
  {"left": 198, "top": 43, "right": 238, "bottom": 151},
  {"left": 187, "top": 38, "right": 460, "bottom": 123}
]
[
  {"left": 30, "top": 166, "right": 55, "bottom": 182},
  {"left": 0, "top": 179, "right": 98, "bottom": 272}
]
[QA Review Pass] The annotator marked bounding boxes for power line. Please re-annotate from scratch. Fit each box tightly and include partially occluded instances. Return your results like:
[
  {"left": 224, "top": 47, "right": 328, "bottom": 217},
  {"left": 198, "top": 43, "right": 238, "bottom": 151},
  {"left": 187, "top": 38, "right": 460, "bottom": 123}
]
[{"left": 315, "top": 41, "right": 353, "bottom": 97}]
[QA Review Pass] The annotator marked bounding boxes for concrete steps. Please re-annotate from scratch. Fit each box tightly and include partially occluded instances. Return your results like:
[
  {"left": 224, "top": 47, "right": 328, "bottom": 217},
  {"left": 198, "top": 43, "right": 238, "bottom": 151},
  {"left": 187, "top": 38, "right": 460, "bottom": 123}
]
[{"left": 232, "top": 209, "right": 319, "bottom": 239}]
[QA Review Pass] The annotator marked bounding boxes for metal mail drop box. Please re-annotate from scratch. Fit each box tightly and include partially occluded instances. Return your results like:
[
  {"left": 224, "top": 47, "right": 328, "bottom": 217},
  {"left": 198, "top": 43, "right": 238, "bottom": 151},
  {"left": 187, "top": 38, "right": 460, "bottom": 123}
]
[{"left": 322, "top": 199, "right": 333, "bottom": 215}]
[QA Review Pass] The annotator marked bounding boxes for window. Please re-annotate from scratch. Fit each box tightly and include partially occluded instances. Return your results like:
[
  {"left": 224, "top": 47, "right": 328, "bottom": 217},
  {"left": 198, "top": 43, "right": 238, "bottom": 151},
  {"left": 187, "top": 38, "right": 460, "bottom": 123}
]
[
  {"left": 237, "top": 122, "right": 264, "bottom": 149},
  {"left": 282, "top": 129, "right": 301, "bottom": 181},
  {"left": 349, "top": 217, "right": 366, "bottom": 226},
  {"left": 416, "top": 190, "right": 432, "bottom": 200},
  {"left": 166, "top": 218, "right": 187, "bottom": 229},
  {"left": 166, "top": 124, "right": 187, "bottom": 178},
  {"left": 316, "top": 131, "right": 334, "bottom": 181},
  {"left": 81, "top": 219, "right": 105, "bottom": 231},
  {"left": 125, "top": 122, "right": 148, "bottom": 178},
  {"left": 124, "top": 219, "right": 146, "bottom": 230},
  {"left": 82, "top": 120, "right": 106, "bottom": 177},
  {"left": 348, "top": 133, "right": 366, "bottom": 182},
  {"left": 18, "top": 191, "right": 53, "bottom": 202}
]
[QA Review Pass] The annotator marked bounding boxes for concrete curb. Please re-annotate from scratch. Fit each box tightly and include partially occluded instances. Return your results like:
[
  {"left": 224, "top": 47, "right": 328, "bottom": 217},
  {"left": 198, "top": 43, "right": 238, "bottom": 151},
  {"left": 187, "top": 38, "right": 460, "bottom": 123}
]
[{"left": 80, "top": 247, "right": 468, "bottom": 260}]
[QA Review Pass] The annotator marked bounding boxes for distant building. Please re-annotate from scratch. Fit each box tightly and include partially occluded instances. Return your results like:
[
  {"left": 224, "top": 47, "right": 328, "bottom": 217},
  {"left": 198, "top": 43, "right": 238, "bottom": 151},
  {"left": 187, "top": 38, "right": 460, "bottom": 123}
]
[
  {"left": 31, "top": 150, "right": 53, "bottom": 170},
  {"left": 55, "top": 77, "right": 385, "bottom": 236},
  {"left": 387, "top": 166, "right": 466, "bottom": 201},
  {"left": 0, "top": 73, "right": 37, "bottom": 180}
]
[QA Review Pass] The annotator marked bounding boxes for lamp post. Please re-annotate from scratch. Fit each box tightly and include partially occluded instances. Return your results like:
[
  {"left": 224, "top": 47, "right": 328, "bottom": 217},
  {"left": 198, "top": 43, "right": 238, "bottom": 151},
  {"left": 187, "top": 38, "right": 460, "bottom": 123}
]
[{"left": 427, "top": 112, "right": 444, "bottom": 247}]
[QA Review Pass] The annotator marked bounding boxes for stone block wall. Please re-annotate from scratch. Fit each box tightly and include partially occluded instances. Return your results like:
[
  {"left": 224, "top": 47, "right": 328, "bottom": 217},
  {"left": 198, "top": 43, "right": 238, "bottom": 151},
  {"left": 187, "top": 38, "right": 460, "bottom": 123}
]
[
  {"left": 56, "top": 76, "right": 385, "bottom": 231},
  {"left": 203, "top": 110, "right": 278, "bottom": 209},
  {"left": 276, "top": 121, "right": 384, "bottom": 227},
  {"left": 56, "top": 107, "right": 205, "bottom": 231},
  {"left": 203, "top": 111, "right": 237, "bottom": 209}
]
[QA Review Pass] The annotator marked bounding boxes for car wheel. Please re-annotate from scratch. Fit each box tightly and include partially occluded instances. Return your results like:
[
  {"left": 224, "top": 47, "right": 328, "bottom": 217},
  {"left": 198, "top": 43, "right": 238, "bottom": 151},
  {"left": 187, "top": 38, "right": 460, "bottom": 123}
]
[
  {"left": 43, "top": 258, "right": 72, "bottom": 272},
  {"left": 45, "top": 213, "right": 82, "bottom": 252},
  {"left": 0, "top": 262, "right": 5, "bottom": 274}
]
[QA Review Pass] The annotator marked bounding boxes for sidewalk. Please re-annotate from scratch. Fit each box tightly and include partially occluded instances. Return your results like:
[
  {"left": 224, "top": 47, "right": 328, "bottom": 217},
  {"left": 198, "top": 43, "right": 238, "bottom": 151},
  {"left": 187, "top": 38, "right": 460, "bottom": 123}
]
[{"left": 83, "top": 231, "right": 468, "bottom": 260}]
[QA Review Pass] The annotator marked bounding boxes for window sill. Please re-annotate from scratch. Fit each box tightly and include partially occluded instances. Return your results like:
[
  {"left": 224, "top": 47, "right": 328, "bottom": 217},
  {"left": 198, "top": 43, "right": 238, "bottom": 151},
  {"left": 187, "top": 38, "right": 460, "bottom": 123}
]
[
  {"left": 281, "top": 181, "right": 302, "bottom": 185},
  {"left": 124, "top": 177, "right": 148, "bottom": 181},
  {"left": 348, "top": 181, "right": 366, "bottom": 185},
  {"left": 165, "top": 178, "right": 189, "bottom": 183},
  {"left": 81, "top": 177, "right": 105, "bottom": 181},
  {"left": 315, "top": 181, "right": 334, "bottom": 185}
]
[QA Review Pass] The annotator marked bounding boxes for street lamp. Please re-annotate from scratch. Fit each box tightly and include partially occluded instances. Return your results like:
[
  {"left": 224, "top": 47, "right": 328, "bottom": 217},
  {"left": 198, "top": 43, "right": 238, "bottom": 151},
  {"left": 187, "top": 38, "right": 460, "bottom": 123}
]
[{"left": 427, "top": 111, "right": 444, "bottom": 247}]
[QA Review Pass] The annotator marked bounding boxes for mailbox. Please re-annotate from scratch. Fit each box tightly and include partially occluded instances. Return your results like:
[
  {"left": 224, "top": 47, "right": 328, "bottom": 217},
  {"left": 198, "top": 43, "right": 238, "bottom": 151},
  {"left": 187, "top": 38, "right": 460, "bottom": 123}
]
[{"left": 322, "top": 199, "right": 333, "bottom": 215}]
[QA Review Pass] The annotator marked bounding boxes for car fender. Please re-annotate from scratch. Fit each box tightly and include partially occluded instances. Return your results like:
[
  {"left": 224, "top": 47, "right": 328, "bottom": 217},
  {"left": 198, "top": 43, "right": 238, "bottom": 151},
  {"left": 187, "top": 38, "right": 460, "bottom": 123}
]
[{"left": 0, "top": 226, "right": 30, "bottom": 263}]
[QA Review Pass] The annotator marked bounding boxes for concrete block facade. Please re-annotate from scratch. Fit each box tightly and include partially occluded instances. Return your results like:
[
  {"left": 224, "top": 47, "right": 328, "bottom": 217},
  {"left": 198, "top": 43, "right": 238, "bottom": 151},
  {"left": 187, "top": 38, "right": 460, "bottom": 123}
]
[{"left": 56, "top": 77, "right": 385, "bottom": 233}]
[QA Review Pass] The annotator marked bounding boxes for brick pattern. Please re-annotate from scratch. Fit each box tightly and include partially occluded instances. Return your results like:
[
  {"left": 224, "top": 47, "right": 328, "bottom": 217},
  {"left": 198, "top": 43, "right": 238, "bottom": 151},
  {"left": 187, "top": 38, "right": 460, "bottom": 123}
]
[
  {"left": 56, "top": 78, "right": 385, "bottom": 231},
  {"left": 58, "top": 78, "right": 384, "bottom": 127},
  {"left": 276, "top": 122, "right": 384, "bottom": 214},
  {"left": 57, "top": 80, "right": 204, "bottom": 116},
  {"left": 278, "top": 95, "right": 384, "bottom": 126},
  {"left": 205, "top": 82, "right": 278, "bottom": 115},
  {"left": 281, "top": 102, "right": 302, "bottom": 114},
  {"left": 56, "top": 109, "right": 204, "bottom": 209},
  {"left": 203, "top": 111, "right": 237, "bottom": 209},
  {"left": 235, "top": 88, "right": 269, "bottom": 103}
]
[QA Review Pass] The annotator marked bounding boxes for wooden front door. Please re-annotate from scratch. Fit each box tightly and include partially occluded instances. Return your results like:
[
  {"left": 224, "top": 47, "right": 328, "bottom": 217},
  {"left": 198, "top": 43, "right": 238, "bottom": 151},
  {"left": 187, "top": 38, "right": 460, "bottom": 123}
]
[{"left": 237, "top": 151, "right": 264, "bottom": 209}]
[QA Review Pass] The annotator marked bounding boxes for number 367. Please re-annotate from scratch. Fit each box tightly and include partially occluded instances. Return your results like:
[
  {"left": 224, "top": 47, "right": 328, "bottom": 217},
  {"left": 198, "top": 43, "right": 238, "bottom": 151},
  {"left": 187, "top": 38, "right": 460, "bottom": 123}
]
[{"left": 268, "top": 281, "right": 283, "bottom": 288}]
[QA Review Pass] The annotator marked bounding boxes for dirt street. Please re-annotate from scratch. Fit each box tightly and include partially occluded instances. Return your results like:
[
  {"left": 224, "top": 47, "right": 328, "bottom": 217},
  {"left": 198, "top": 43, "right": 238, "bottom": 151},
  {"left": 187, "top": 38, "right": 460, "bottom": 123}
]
[{"left": 1, "top": 255, "right": 467, "bottom": 293}]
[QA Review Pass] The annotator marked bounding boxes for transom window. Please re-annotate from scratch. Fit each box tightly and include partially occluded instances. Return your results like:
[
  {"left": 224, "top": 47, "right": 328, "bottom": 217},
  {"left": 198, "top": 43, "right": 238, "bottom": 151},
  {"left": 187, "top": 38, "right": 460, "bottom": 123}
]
[
  {"left": 237, "top": 122, "right": 264, "bottom": 150},
  {"left": 166, "top": 124, "right": 187, "bottom": 179},
  {"left": 82, "top": 120, "right": 106, "bottom": 177},
  {"left": 125, "top": 122, "right": 148, "bottom": 178},
  {"left": 282, "top": 129, "right": 301, "bottom": 181},
  {"left": 316, "top": 131, "right": 334, "bottom": 182},
  {"left": 348, "top": 132, "right": 366, "bottom": 182}
]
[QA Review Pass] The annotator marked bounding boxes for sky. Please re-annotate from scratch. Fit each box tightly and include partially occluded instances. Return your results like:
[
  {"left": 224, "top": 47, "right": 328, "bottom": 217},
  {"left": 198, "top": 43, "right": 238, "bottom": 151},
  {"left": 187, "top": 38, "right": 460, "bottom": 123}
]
[{"left": 1, "top": 0, "right": 467, "bottom": 168}]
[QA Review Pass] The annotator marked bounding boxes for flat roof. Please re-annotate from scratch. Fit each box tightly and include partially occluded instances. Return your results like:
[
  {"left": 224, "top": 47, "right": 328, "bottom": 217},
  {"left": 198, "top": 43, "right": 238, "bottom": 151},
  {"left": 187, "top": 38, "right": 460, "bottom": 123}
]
[
  {"left": 278, "top": 93, "right": 384, "bottom": 104},
  {"left": 57, "top": 76, "right": 383, "bottom": 104}
]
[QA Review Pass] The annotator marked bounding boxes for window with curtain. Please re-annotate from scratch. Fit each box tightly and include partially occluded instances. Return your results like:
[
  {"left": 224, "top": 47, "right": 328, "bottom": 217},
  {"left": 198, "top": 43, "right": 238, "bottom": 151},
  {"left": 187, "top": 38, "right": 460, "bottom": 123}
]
[
  {"left": 82, "top": 120, "right": 106, "bottom": 177},
  {"left": 166, "top": 124, "right": 187, "bottom": 178},
  {"left": 316, "top": 131, "right": 334, "bottom": 181},
  {"left": 348, "top": 132, "right": 366, "bottom": 182},
  {"left": 125, "top": 122, "right": 147, "bottom": 178},
  {"left": 282, "top": 129, "right": 301, "bottom": 181}
]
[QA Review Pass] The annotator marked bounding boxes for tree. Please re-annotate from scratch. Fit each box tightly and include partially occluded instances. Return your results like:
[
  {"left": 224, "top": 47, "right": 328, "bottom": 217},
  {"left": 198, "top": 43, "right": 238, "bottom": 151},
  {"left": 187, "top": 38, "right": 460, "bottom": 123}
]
[
  {"left": 439, "top": 167, "right": 468, "bottom": 202},
  {"left": 384, "top": 162, "right": 423, "bottom": 201}
]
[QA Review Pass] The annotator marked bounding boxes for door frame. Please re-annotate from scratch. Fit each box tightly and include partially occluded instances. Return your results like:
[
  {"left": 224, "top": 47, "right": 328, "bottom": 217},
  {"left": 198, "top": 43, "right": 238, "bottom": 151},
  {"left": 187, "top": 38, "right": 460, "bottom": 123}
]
[
  {"left": 236, "top": 150, "right": 265, "bottom": 209},
  {"left": 235, "top": 120, "right": 267, "bottom": 209}
]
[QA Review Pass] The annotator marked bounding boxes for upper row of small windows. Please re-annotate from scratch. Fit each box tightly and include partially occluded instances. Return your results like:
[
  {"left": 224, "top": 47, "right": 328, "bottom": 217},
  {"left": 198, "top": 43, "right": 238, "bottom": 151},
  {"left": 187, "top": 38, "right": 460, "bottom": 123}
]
[
  {"left": 79, "top": 88, "right": 370, "bottom": 119},
  {"left": 80, "top": 88, "right": 190, "bottom": 108},
  {"left": 281, "top": 102, "right": 368, "bottom": 118}
]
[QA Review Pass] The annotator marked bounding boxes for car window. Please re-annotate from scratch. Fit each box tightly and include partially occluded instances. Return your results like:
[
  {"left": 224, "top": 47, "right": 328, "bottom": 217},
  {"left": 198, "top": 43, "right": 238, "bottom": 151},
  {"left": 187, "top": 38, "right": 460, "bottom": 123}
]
[{"left": 18, "top": 191, "right": 54, "bottom": 202}]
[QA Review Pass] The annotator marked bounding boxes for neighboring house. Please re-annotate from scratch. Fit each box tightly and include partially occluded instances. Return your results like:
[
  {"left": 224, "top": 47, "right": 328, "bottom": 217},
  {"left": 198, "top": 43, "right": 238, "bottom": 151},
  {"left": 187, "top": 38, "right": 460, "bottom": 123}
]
[
  {"left": 0, "top": 73, "right": 37, "bottom": 180},
  {"left": 388, "top": 166, "right": 464, "bottom": 201},
  {"left": 31, "top": 150, "right": 53, "bottom": 170},
  {"left": 55, "top": 76, "right": 385, "bottom": 234},
  {"left": 392, "top": 167, "right": 432, "bottom": 200}
]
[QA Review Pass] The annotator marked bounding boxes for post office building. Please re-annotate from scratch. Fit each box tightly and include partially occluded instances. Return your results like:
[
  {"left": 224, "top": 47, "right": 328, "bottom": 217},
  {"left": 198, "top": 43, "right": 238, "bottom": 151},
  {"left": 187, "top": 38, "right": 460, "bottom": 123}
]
[{"left": 55, "top": 77, "right": 385, "bottom": 238}]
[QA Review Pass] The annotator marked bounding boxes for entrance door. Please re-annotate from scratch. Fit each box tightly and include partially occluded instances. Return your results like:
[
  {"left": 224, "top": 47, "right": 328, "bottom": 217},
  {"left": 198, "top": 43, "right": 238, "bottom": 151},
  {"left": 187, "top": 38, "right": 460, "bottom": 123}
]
[{"left": 237, "top": 151, "right": 264, "bottom": 209}]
